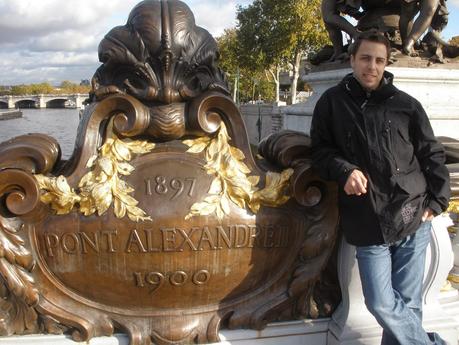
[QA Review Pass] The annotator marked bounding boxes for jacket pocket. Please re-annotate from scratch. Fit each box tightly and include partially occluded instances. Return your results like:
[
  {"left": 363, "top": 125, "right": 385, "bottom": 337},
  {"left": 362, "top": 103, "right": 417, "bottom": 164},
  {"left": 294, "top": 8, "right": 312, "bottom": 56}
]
[
  {"left": 393, "top": 169, "right": 427, "bottom": 195},
  {"left": 345, "top": 129, "right": 358, "bottom": 163}
]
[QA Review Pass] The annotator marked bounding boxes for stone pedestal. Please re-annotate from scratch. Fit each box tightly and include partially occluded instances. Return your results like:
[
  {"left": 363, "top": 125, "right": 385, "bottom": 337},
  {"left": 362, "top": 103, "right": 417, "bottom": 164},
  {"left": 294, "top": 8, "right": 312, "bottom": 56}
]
[{"left": 283, "top": 66, "right": 459, "bottom": 139}]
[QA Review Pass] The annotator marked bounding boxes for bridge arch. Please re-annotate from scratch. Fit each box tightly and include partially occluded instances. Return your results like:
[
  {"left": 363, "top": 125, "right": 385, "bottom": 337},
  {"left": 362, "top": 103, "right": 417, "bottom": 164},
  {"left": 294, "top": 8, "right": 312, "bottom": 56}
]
[
  {"left": 0, "top": 101, "right": 7, "bottom": 109},
  {"left": 46, "top": 98, "right": 69, "bottom": 108},
  {"left": 15, "top": 100, "right": 36, "bottom": 108}
]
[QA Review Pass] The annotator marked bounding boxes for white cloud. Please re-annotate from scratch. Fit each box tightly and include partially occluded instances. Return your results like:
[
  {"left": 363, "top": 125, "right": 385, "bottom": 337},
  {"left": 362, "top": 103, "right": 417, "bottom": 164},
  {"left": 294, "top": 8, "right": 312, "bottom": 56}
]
[
  {"left": 29, "top": 31, "right": 99, "bottom": 52},
  {"left": 0, "top": 0, "right": 249, "bottom": 85}
]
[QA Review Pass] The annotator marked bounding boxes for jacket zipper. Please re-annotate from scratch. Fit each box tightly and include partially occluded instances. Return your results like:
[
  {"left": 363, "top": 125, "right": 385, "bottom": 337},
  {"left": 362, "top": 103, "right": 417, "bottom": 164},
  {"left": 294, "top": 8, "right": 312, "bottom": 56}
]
[{"left": 385, "top": 119, "right": 400, "bottom": 173}]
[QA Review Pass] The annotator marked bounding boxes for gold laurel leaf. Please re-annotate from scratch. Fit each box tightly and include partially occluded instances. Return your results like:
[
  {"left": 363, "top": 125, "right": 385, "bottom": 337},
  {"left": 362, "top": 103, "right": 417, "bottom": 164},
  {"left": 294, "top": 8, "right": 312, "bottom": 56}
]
[
  {"left": 206, "top": 140, "right": 219, "bottom": 161},
  {"left": 216, "top": 205, "right": 224, "bottom": 220},
  {"left": 112, "top": 140, "right": 131, "bottom": 161},
  {"left": 96, "top": 198, "right": 112, "bottom": 216},
  {"left": 35, "top": 175, "right": 80, "bottom": 214},
  {"left": 101, "top": 139, "right": 114, "bottom": 156},
  {"left": 114, "top": 197, "right": 126, "bottom": 218},
  {"left": 86, "top": 155, "right": 98, "bottom": 168},
  {"left": 125, "top": 140, "right": 155, "bottom": 154},
  {"left": 208, "top": 178, "right": 223, "bottom": 194},
  {"left": 186, "top": 142, "right": 209, "bottom": 154},
  {"left": 78, "top": 172, "right": 94, "bottom": 188},
  {"left": 92, "top": 181, "right": 111, "bottom": 198},
  {"left": 183, "top": 137, "right": 211, "bottom": 147},
  {"left": 94, "top": 171, "right": 109, "bottom": 183},
  {"left": 204, "top": 195, "right": 221, "bottom": 204},
  {"left": 34, "top": 174, "right": 47, "bottom": 189},
  {"left": 229, "top": 146, "right": 245, "bottom": 160},
  {"left": 128, "top": 213, "right": 153, "bottom": 223},
  {"left": 248, "top": 200, "right": 261, "bottom": 214},
  {"left": 80, "top": 198, "right": 96, "bottom": 216},
  {"left": 117, "top": 192, "right": 139, "bottom": 206},
  {"left": 54, "top": 176, "right": 68, "bottom": 193},
  {"left": 220, "top": 195, "right": 231, "bottom": 215},
  {"left": 98, "top": 157, "right": 115, "bottom": 176},
  {"left": 199, "top": 202, "right": 218, "bottom": 216},
  {"left": 248, "top": 175, "right": 260, "bottom": 186},
  {"left": 40, "top": 193, "right": 55, "bottom": 204},
  {"left": 118, "top": 180, "right": 134, "bottom": 193},
  {"left": 116, "top": 162, "right": 135, "bottom": 176},
  {"left": 227, "top": 192, "right": 247, "bottom": 209}
]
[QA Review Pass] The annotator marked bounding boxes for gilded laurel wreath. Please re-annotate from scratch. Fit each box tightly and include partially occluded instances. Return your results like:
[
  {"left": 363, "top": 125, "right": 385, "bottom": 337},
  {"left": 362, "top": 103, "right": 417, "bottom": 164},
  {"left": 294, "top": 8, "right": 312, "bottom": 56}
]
[
  {"left": 183, "top": 123, "right": 292, "bottom": 220},
  {"left": 36, "top": 119, "right": 291, "bottom": 222},
  {"left": 36, "top": 121, "right": 155, "bottom": 222}
]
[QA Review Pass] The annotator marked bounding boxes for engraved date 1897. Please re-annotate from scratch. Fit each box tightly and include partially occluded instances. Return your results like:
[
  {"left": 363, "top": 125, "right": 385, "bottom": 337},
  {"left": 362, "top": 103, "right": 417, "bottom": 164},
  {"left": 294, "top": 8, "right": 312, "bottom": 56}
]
[
  {"left": 134, "top": 269, "right": 210, "bottom": 293},
  {"left": 145, "top": 176, "right": 197, "bottom": 200}
]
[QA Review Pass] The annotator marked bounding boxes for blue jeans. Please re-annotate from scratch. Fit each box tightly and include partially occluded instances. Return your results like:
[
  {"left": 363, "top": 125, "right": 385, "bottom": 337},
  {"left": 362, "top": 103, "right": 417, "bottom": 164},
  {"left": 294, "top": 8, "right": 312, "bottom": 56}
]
[{"left": 356, "top": 221, "right": 446, "bottom": 345}]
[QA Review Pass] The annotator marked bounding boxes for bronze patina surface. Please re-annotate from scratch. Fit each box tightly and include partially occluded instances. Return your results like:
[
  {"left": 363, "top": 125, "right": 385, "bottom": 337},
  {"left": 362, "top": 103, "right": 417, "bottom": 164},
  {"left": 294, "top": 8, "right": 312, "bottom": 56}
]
[{"left": 0, "top": 1, "right": 339, "bottom": 344}]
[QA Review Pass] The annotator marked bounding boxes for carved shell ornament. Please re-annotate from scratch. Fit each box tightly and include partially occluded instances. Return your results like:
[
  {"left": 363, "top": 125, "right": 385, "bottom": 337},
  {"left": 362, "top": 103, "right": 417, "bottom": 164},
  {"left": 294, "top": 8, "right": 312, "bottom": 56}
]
[
  {"left": 92, "top": 0, "right": 229, "bottom": 141},
  {"left": 0, "top": 1, "right": 340, "bottom": 344}
]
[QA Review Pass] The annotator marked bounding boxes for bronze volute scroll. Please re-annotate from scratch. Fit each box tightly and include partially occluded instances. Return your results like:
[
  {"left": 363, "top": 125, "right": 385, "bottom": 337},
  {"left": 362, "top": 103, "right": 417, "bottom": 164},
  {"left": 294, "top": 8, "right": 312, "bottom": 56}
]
[{"left": 0, "top": 1, "right": 339, "bottom": 344}]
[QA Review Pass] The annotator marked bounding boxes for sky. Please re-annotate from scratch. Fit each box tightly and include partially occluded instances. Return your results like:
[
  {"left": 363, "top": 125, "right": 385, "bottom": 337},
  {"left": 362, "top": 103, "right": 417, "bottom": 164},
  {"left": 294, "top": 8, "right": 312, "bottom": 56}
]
[{"left": 0, "top": 0, "right": 459, "bottom": 86}]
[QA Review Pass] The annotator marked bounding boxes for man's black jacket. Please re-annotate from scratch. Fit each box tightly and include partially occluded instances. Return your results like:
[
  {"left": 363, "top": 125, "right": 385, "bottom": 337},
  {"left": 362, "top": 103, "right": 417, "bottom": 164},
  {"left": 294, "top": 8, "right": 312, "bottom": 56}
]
[{"left": 311, "top": 71, "right": 451, "bottom": 246}]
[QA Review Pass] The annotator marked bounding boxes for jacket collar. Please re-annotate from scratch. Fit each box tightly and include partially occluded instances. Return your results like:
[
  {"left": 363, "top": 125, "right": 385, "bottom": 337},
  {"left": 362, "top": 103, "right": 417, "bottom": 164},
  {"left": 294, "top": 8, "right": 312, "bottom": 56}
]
[{"left": 340, "top": 71, "right": 398, "bottom": 106}]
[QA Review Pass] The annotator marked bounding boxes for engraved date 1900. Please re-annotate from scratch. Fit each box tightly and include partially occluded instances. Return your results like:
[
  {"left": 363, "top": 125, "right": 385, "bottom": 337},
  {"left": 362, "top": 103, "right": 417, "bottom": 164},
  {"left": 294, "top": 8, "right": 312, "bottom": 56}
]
[{"left": 134, "top": 269, "right": 210, "bottom": 293}]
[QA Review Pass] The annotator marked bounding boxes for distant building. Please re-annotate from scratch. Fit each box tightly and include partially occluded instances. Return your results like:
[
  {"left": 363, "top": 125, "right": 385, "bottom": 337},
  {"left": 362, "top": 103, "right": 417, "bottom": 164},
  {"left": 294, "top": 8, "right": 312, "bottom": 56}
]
[{"left": 80, "top": 79, "right": 90, "bottom": 86}]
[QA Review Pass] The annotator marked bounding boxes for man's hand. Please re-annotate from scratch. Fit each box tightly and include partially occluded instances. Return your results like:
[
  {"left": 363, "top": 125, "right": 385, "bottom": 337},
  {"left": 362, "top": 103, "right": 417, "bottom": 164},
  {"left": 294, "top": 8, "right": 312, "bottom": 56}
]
[
  {"left": 422, "top": 208, "right": 434, "bottom": 222},
  {"left": 344, "top": 170, "right": 368, "bottom": 196}
]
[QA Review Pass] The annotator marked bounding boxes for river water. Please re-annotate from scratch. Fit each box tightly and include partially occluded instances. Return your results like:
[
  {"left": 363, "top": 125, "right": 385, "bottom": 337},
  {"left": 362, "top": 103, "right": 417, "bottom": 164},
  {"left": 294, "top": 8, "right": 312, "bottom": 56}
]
[{"left": 0, "top": 108, "right": 80, "bottom": 159}]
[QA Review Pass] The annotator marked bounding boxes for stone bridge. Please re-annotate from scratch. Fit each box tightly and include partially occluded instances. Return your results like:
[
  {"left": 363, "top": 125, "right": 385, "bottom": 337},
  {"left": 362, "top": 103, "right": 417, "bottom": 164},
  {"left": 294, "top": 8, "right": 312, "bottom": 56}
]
[{"left": 0, "top": 94, "right": 89, "bottom": 109}]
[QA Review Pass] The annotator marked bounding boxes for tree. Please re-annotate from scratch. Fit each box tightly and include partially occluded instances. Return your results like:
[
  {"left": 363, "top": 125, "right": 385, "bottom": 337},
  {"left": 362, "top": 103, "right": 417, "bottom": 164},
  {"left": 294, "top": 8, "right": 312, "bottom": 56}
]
[
  {"left": 237, "top": 2, "right": 282, "bottom": 102},
  {"left": 216, "top": 28, "right": 243, "bottom": 102},
  {"left": 217, "top": 28, "right": 274, "bottom": 103},
  {"left": 58, "top": 80, "right": 90, "bottom": 94},
  {"left": 9, "top": 82, "right": 90, "bottom": 95},
  {"left": 237, "top": 0, "right": 329, "bottom": 104}
]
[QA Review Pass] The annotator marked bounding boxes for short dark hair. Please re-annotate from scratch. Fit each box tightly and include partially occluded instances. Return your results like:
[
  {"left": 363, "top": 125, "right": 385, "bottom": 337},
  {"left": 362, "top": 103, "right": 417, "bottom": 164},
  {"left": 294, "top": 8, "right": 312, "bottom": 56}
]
[{"left": 348, "top": 29, "right": 391, "bottom": 61}]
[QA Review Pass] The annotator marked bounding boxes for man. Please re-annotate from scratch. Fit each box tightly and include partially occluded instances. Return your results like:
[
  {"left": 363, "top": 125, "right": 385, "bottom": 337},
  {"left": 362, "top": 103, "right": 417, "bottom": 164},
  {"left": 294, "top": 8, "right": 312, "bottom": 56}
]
[{"left": 311, "top": 29, "right": 450, "bottom": 344}]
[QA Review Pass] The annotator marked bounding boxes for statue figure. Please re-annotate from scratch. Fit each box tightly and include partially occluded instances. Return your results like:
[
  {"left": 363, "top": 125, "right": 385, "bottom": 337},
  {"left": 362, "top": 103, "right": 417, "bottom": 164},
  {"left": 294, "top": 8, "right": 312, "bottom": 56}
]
[
  {"left": 315, "top": 0, "right": 454, "bottom": 64},
  {"left": 399, "top": 0, "right": 446, "bottom": 56},
  {"left": 321, "top": 0, "right": 362, "bottom": 61}
]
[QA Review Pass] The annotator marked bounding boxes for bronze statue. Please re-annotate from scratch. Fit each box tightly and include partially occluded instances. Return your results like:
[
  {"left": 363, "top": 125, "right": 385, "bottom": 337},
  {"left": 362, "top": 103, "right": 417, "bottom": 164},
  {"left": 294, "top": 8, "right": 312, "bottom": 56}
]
[
  {"left": 0, "top": 1, "right": 340, "bottom": 344},
  {"left": 400, "top": 0, "right": 441, "bottom": 56},
  {"left": 321, "top": 0, "right": 362, "bottom": 61},
  {"left": 316, "top": 0, "right": 454, "bottom": 64}
]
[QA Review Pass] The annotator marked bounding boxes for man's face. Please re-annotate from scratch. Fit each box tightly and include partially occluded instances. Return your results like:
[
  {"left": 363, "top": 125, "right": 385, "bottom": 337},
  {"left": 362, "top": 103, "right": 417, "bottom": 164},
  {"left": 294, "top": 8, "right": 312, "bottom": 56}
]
[{"left": 350, "top": 40, "right": 388, "bottom": 91}]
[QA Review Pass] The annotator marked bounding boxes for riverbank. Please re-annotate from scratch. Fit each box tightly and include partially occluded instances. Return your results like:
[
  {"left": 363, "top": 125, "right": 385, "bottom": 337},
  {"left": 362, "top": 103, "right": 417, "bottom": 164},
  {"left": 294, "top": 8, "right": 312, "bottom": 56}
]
[{"left": 0, "top": 109, "right": 23, "bottom": 120}]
